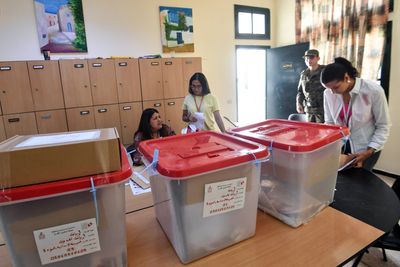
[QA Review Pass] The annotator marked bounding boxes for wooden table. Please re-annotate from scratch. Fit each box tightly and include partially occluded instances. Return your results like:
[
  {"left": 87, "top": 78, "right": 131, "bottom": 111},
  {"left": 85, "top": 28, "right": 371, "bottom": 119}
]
[{"left": 0, "top": 205, "right": 382, "bottom": 267}]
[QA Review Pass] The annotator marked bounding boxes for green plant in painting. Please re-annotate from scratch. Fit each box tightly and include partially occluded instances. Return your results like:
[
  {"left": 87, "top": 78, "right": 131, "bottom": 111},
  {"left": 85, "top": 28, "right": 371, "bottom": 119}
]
[
  {"left": 164, "top": 11, "right": 188, "bottom": 41},
  {"left": 68, "top": 0, "right": 87, "bottom": 51}
]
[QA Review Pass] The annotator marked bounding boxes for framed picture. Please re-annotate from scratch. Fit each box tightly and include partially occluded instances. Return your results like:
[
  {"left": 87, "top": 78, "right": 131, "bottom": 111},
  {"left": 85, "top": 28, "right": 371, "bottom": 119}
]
[
  {"left": 33, "top": 0, "right": 88, "bottom": 53},
  {"left": 160, "top": 6, "right": 194, "bottom": 53}
]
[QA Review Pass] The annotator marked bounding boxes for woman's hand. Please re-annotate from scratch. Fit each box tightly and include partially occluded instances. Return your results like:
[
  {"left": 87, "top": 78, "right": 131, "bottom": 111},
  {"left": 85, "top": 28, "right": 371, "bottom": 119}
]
[
  {"left": 350, "top": 149, "right": 375, "bottom": 168},
  {"left": 189, "top": 114, "right": 197, "bottom": 122}
]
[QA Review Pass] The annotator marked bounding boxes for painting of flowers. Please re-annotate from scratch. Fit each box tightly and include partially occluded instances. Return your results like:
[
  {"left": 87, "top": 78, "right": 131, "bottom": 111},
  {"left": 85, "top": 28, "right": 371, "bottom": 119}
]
[
  {"left": 160, "top": 6, "right": 194, "bottom": 53},
  {"left": 33, "top": 0, "right": 88, "bottom": 53}
]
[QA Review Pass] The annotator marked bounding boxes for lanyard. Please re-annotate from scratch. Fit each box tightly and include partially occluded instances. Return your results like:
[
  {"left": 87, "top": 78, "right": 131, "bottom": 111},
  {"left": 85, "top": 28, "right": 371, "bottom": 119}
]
[
  {"left": 342, "top": 101, "right": 352, "bottom": 127},
  {"left": 193, "top": 95, "right": 204, "bottom": 112}
]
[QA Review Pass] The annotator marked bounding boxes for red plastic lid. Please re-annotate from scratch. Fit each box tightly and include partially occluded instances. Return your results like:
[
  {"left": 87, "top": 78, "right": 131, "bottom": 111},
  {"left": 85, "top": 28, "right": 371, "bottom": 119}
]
[
  {"left": 229, "top": 119, "right": 349, "bottom": 152},
  {"left": 0, "top": 145, "right": 132, "bottom": 204},
  {"left": 139, "top": 131, "right": 268, "bottom": 178}
]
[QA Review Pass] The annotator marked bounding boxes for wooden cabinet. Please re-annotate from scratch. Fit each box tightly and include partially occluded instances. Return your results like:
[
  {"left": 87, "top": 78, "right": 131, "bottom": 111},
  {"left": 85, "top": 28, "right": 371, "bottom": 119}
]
[
  {"left": 3, "top": 112, "right": 38, "bottom": 138},
  {"left": 162, "top": 58, "right": 184, "bottom": 99},
  {"left": 119, "top": 102, "right": 142, "bottom": 145},
  {"left": 182, "top": 57, "right": 202, "bottom": 92},
  {"left": 27, "top": 61, "right": 65, "bottom": 111},
  {"left": 59, "top": 59, "right": 93, "bottom": 108},
  {"left": 93, "top": 104, "right": 122, "bottom": 136},
  {"left": 139, "top": 59, "right": 163, "bottom": 101},
  {"left": 0, "top": 116, "right": 6, "bottom": 142},
  {"left": 0, "top": 61, "right": 34, "bottom": 114},
  {"left": 142, "top": 100, "right": 166, "bottom": 124},
  {"left": 66, "top": 106, "right": 96, "bottom": 131},
  {"left": 115, "top": 59, "right": 142, "bottom": 103},
  {"left": 164, "top": 98, "right": 185, "bottom": 133},
  {"left": 36, "top": 109, "right": 68, "bottom": 134},
  {"left": 88, "top": 59, "right": 118, "bottom": 105}
]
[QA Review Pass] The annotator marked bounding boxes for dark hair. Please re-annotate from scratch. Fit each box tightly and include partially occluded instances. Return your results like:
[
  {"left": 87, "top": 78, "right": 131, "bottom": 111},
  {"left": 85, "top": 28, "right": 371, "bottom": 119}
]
[
  {"left": 321, "top": 57, "right": 359, "bottom": 84},
  {"left": 134, "top": 108, "right": 160, "bottom": 140},
  {"left": 188, "top": 72, "right": 211, "bottom": 95}
]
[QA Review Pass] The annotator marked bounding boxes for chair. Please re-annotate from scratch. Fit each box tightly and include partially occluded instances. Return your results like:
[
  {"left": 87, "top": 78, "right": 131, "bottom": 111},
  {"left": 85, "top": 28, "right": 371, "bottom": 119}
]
[{"left": 288, "top": 113, "right": 308, "bottom": 122}]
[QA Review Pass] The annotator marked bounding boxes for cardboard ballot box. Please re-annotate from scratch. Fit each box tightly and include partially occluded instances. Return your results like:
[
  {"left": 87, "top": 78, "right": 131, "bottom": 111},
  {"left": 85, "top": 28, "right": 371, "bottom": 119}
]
[
  {"left": 139, "top": 131, "right": 268, "bottom": 264},
  {"left": 0, "top": 128, "right": 121, "bottom": 188},
  {"left": 0, "top": 146, "right": 131, "bottom": 267},
  {"left": 229, "top": 120, "right": 349, "bottom": 227}
]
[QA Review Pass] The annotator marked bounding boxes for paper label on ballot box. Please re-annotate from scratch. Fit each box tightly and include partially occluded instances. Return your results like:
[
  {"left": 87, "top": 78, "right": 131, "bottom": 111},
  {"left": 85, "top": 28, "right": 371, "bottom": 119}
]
[
  {"left": 203, "top": 177, "right": 247, "bottom": 217},
  {"left": 33, "top": 218, "right": 101, "bottom": 265}
]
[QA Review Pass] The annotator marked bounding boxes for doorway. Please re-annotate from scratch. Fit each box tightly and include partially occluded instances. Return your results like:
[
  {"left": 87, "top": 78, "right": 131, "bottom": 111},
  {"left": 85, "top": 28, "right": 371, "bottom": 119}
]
[{"left": 235, "top": 45, "right": 269, "bottom": 124}]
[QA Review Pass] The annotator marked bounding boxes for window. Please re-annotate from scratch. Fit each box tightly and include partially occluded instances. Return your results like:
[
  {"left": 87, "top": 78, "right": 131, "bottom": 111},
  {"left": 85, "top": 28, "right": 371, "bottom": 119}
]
[{"left": 234, "top": 5, "right": 270, "bottom": 39}]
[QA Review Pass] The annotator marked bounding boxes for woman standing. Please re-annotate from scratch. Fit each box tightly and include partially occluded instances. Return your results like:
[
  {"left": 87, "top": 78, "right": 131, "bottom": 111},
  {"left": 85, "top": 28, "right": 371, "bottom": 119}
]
[
  {"left": 182, "top": 72, "right": 226, "bottom": 132},
  {"left": 131, "top": 108, "right": 175, "bottom": 165},
  {"left": 320, "top": 57, "right": 391, "bottom": 171}
]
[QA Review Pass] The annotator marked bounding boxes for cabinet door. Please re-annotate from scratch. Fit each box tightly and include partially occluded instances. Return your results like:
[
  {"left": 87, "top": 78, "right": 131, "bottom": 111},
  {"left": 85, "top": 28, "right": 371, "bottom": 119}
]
[
  {"left": 36, "top": 109, "right": 68, "bottom": 134},
  {"left": 164, "top": 98, "right": 185, "bottom": 134},
  {"left": 0, "top": 116, "right": 6, "bottom": 142},
  {"left": 139, "top": 59, "right": 163, "bottom": 101},
  {"left": 3, "top": 112, "right": 38, "bottom": 138},
  {"left": 115, "top": 59, "right": 142, "bottom": 103},
  {"left": 142, "top": 100, "right": 166, "bottom": 125},
  {"left": 93, "top": 104, "right": 122, "bottom": 136},
  {"left": 27, "top": 61, "right": 65, "bottom": 111},
  {"left": 119, "top": 102, "right": 142, "bottom": 145},
  {"left": 0, "top": 62, "right": 35, "bottom": 114},
  {"left": 162, "top": 58, "right": 184, "bottom": 99},
  {"left": 88, "top": 59, "right": 118, "bottom": 105},
  {"left": 66, "top": 107, "right": 96, "bottom": 131},
  {"left": 59, "top": 59, "right": 93, "bottom": 108},
  {"left": 182, "top": 57, "right": 202, "bottom": 91}
]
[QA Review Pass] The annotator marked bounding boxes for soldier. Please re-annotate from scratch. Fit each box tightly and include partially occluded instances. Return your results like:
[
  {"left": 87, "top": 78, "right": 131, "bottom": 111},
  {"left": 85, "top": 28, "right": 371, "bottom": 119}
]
[{"left": 296, "top": 49, "right": 326, "bottom": 123}]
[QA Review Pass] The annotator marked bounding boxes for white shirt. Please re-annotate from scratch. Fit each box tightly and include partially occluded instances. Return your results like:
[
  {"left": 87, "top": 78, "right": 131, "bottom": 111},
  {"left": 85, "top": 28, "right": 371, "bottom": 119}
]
[{"left": 324, "top": 78, "right": 391, "bottom": 153}]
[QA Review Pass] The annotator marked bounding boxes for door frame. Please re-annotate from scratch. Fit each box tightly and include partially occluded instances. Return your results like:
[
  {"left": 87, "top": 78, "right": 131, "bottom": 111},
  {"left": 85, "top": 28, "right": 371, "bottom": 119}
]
[{"left": 235, "top": 45, "right": 270, "bottom": 122}]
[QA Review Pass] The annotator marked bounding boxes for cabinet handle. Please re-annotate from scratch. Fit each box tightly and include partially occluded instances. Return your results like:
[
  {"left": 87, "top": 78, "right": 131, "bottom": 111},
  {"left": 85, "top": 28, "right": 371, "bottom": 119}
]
[
  {"left": 150, "top": 62, "right": 159, "bottom": 66},
  {"left": 184, "top": 61, "right": 193, "bottom": 65},
  {"left": 74, "top": 64, "right": 84, "bottom": 68},
  {"left": 119, "top": 82, "right": 123, "bottom": 86},
  {"left": 164, "top": 61, "right": 173, "bottom": 65},
  {"left": 84, "top": 85, "right": 88, "bottom": 88},
  {"left": 153, "top": 103, "right": 162, "bottom": 107},
  {"left": 0, "top": 66, "right": 11, "bottom": 71},
  {"left": 35, "top": 88, "right": 39, "bottom": 91},
  {"left": 123, "top": 106, "right": 132, "bottom": 110},
  {"left": 8, "top": 118, "right": 20, "bottom": 123},
  {"left": 80, "top": 110, "right": 90, "bottom": 115},
  {"left": 41, "top": 114, "right": 51, "bottom": 119},
  {"left": 98, "top": 108, "right": 108, "bottom": 113},
  {"left": 118, "top": 62, "right": 127, "bottom": 67},
  {"left": 2, "top": 90, "right": 6, "bottom": 94},
  {"left": 92, "top": 63, "right": 102, "bottom": 67},
  {"left": 167, "top": 101, "right": 176, "bottom": 106},
  {"left": 93, "top": 84, "right": 97, "bottom": 88},
  {"left": 33, "top": 65, "right": 44, "bottom": 70}
]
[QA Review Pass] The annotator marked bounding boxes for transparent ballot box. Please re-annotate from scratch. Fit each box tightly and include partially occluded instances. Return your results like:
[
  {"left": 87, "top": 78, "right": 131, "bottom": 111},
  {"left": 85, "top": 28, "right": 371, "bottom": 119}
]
[
  {"left": 229, "top": 120, "right": 349, "bottom": 227},
  {"left": 138, "top": 131, "right": 268, "bottom": 263},
  {"left": 0, "top": 146, "right": 132, "bottom": 267}
]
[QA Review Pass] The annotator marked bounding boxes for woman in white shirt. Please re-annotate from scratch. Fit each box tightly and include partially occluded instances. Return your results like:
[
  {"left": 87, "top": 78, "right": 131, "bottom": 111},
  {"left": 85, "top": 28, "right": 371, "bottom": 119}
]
[{"left": 320, "top": 57, "right": 391, "bottom": 171}]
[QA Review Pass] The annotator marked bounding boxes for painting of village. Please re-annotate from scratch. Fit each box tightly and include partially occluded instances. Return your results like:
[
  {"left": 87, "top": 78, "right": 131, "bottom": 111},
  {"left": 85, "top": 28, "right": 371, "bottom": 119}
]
[
  {"left": 34, "top": 0, "right": 87, "bottom": 53},
  {"left": 160, "top": 6, "right": 194, "bottom": 53}
]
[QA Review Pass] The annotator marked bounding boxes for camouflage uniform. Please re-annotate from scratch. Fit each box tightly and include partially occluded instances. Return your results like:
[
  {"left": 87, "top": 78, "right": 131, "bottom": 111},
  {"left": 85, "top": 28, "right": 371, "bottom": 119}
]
[{"left": 296, "top": 65, "right": 325, "bottom": 123}]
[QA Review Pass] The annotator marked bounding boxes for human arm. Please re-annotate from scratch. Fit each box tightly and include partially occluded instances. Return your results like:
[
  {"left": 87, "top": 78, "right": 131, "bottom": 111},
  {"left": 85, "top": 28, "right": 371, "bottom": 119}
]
[
  {"left": 213, "top": 110, "right": 226, "bottom": 133},
  {"left": 132, "top": 132, "right": 144, "bottom": 165},
  {"left": 323, "top": 89, "right": 335, "bottom": 125},
  {"left": 296, "top": 76, "right": 305, "bottom": 113},
  {"left": 182, "top": 109, "right": 197, "bottom": 122}
]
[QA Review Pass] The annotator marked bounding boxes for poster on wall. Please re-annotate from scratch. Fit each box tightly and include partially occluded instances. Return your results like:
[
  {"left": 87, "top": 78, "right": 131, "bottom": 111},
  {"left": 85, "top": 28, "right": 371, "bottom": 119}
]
[
  {"left": 160, "top": 6, "right": 194, "bottom": 53},
  {"left": 33, "top": 0, "right": 88, "bottom": 53}
]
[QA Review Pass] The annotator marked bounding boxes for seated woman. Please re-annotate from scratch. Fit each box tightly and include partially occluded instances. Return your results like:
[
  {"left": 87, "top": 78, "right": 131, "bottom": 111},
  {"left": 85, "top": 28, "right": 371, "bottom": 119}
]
[{"left": 131, "top": 108, "right": 175, "bottom": 165}]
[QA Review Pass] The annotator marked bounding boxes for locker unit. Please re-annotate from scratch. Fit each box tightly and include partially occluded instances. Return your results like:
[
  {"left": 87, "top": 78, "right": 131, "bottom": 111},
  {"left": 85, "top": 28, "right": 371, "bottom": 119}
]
[
  {"left": 0, "top": 116, "right": 6, "bottom": 142},
  {"left": 182, "top": 57, "right": 202, "bottom": 92},
  {"left": 162, "top": 58, "right": 184, "bottom": 99},
  {"left": 27, "top": 60, "right": 65, "bottom": 111},
  {"left": 59, "top": 59, "right": 93, "bottom": 108},
  {"left": 66, "top": 106, "right": 96, "bottom": 131},
  {"left": 3, "top": 112, "right": 38, "bottom": 138},
  {"left": 35, "top": 109, "right": 68, "bottom": 134},
  {"left": 0, "top": 61, "right": 35, "bottom": 114},
  {"left": 114, "top": 59, "right": 142, "bottom": 103},
  {"left": 93, "top": 104, "right": 122, "bottom": 136},
  {"left": 139, "top": 59, "right": 163, "bottom": 101},
  {"left": 88, "top": 59, "right": 118, "bottom": 105},
  {"left": 164, "top": 98, "right": 185, "bottom": 133},
  {"left": 119, "top": 102, "right": 142, "bottom": 145}
]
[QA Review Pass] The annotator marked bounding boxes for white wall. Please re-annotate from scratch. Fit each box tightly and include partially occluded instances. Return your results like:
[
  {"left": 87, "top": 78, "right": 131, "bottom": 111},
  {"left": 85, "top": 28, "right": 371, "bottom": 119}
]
[
  {"left": 0, "top": 0, "right": 276, "bottom": 124},
  {"left": 275, "top": 1, "right": 400, "bottom": 175}
]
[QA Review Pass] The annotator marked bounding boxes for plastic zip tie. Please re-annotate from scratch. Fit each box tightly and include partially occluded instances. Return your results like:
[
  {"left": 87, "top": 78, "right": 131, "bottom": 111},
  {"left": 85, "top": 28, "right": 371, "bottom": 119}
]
[{"left": 90, "top": 177, "right": 99, "bottom": 228}]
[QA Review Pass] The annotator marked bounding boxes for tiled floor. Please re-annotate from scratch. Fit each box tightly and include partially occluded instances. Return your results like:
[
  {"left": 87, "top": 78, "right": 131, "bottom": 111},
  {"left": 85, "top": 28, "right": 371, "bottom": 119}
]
[{"left": 344, "top": 174, "right": 400, "bottom": 267}]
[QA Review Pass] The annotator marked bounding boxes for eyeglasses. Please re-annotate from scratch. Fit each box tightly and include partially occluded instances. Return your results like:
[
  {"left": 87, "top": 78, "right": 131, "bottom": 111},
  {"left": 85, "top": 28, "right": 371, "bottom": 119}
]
[{"left": 191, "top": 84, "right": 202, "bottom": 89}]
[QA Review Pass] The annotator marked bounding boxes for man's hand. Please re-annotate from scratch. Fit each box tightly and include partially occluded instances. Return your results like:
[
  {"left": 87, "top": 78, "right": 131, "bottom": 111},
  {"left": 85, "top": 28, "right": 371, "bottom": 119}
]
[{"left": 296, "top": 104, "right": 304, "bottom": 113}]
